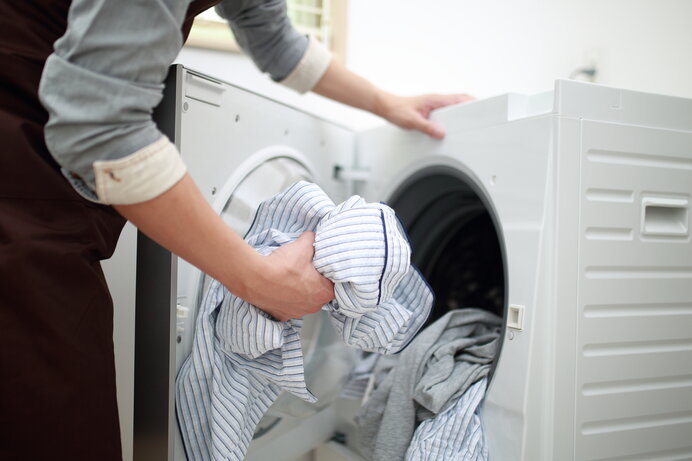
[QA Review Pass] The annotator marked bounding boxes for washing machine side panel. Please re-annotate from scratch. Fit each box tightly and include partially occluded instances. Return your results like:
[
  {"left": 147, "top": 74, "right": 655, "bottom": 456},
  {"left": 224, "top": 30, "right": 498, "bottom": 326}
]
[
  {"left": 574, "top": 121, "right": 692, "bottom": 460},
  {"left": 517, "top": 116, "right": 583, "bottom": 461}
]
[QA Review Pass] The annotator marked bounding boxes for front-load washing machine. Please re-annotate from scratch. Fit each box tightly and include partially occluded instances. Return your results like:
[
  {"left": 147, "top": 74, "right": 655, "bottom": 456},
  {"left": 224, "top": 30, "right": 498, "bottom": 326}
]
[{"left": 104, "top": 65, "right": 692, "bottom": 461}]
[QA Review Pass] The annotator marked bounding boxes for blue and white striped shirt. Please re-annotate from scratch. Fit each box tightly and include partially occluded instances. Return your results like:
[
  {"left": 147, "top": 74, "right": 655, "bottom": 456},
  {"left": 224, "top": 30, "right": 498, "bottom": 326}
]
[
  {"left": 176, "top": 181, "right": 433, "bottom": 461},
  {"left": 406, "top": 378, "right": 489, "bottom": 461}
]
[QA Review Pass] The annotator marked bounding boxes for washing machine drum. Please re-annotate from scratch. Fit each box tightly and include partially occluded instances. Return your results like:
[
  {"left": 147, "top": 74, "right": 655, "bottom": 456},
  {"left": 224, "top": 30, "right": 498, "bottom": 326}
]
[{"left": 202, "top": 157, "right": 356, "bottom": 421}]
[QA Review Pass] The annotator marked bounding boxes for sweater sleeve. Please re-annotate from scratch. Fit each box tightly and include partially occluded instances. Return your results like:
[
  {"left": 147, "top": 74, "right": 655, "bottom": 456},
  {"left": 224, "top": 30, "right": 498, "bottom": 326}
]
[
  {"left": 38, "top": 0, "right": 191, "bottom": 204},
  {"left": 216, "top": 0, "right": 332, "bottom": 93}
]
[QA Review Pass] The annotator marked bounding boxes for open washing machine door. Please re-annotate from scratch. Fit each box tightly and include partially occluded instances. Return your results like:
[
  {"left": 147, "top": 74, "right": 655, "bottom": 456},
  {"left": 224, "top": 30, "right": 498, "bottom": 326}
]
[{"left": 125, "top": 65, "right": 361, "bottom": 461}]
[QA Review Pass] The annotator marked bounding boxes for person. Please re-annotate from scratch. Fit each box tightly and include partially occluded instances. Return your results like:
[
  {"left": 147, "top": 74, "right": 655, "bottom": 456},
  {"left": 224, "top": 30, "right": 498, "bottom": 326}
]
[{"left": 0, "top": 1, "right": 471, "bottom": 460}]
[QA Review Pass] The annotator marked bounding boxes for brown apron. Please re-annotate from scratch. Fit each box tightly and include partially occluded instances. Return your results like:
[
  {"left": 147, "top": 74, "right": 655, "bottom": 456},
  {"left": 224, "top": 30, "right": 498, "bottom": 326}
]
[{"left": 0, "top": 1, "right": 219, "bottom": 459}]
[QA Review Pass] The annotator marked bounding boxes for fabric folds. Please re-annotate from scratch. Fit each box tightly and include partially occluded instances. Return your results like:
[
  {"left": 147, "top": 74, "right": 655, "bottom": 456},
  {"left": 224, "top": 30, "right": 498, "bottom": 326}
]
[
  {"left": 358, "top": 309, "right": 502, "bottom": 461},
  {"left": 406, "top": 378, "right": 489, "bottom": 461},
  {"left": 176, "top": 181, "right": 433, "bottom": 461}
]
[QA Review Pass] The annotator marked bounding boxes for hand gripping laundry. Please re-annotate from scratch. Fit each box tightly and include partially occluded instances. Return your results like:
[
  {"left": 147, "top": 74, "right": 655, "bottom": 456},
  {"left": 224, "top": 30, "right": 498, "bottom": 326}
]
[{"left": 176, "top": 181, "right": 433, "bottom": 461}]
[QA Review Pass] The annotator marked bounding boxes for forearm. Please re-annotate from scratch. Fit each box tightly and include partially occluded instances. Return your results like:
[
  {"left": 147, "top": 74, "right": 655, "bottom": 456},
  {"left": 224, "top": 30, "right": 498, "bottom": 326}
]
[
  {"left": 114, "top": 174, "right": 262, "bottom": 300},
  {"left": 114, "top": 173, "right": 333, "bottom": 320},
  {"left": 313, "top": 59, "right": 472, "bottom": 138},
  {"left": 312, "top": 59, "right": 390, "bottom": 117}
]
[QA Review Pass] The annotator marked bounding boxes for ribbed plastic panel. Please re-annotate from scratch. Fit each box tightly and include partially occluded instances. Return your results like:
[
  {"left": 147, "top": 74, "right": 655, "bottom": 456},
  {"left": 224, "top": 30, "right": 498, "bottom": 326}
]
[{"left": 575, "top": 120, "right": 692, "bottom": 460}]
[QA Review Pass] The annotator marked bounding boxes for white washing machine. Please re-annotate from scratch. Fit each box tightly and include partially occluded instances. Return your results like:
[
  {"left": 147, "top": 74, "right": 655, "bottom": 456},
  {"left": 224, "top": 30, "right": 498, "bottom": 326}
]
[{"left": 104, "top": 65, "right": 692, "bottom": 461}]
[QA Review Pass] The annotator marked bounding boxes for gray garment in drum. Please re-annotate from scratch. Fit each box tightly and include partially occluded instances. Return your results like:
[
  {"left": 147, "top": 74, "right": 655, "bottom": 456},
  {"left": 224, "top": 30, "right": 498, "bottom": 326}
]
[{"left": 358, "top": 308, "right": 502, "bottom": 461}]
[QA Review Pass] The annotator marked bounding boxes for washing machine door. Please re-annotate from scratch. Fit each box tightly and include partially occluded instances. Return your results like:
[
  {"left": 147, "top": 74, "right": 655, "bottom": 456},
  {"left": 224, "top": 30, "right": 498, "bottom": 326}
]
[{"left": 141, "top": 65, "right": 361, "bottom": 461}]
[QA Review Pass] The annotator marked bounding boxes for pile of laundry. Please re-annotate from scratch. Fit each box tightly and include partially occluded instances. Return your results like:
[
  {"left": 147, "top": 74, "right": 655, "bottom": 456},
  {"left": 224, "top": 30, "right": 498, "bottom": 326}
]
[
  {"left": 357, "top": 308, "right": 502, "bottom": 461},
  {"left": 175, "top": 181, "right": 433, "bottom": 461}
]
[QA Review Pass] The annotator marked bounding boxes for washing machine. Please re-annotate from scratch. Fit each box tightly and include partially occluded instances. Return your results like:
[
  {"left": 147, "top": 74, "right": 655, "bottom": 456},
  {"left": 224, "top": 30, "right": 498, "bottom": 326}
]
[{"left": 104, "top": 64, "right": 692, "bottom": 461}]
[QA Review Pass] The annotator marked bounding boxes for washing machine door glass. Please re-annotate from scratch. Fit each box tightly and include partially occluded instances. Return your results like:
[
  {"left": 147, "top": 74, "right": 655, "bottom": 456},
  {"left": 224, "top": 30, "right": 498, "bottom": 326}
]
[
  {"left": 201, "top": 156, "right": 355, "bottom": 423},
  {"left": 220, "top": 157, "right": 311, "bottom": 237}
]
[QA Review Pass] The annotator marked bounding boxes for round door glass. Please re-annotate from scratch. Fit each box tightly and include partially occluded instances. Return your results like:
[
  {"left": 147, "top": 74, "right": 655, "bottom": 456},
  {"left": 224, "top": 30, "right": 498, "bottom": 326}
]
[{"left": 220, "top": 157, "right": 312, "bottom": 238}]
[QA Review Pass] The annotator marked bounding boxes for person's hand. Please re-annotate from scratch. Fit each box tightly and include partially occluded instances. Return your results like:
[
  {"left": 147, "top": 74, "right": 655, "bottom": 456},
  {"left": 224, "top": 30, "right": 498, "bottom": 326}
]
[
  {"left": 374, "top": 92, "right": 474, "bottom": 139},
  {"left": 246, "top": 231, "right": 335, "bottom": 321},
  {"left": 312, "top": 60, "right": 473, "bottom": 138}
]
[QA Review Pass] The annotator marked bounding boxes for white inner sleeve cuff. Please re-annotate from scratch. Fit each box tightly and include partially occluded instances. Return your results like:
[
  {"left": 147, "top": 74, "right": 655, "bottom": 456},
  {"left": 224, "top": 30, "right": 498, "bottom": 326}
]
[
  {"left": 93, "top": 136, "right": 187, "bottom": 205},
  {"left": 280, "top": 37, "right": 332, "bottom": 94}
]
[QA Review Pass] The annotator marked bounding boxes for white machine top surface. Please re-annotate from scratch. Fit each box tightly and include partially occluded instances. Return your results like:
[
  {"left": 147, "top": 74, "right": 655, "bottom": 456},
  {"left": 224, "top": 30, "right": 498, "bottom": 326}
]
[{"left": 428, "top": 79, "right": 692, "bottom": 134}]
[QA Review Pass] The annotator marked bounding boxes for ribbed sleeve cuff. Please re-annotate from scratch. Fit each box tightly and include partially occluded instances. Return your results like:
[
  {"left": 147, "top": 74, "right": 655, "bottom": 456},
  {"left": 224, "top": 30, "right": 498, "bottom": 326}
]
[
  {"left": 93, "top": 136, "right": 187, "bottom": 205},
  {"left": 280, "top": 37, "right": 332, "bottom": 93}
]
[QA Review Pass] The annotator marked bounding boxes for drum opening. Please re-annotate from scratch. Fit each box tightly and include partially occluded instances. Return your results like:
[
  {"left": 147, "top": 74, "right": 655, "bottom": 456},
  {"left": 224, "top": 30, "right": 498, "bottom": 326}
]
[{"left": 388, "top": 168, "right": 507, "bottom": 382}]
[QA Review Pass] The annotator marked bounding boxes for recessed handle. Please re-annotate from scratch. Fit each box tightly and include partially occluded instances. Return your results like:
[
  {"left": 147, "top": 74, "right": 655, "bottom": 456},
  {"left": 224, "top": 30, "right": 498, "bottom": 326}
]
[
  {"left": 185, "top": 72, "right": 225, "bottom": 106},
  {"left": 641, "top": 197, "right": 689, "bottom": 237}
]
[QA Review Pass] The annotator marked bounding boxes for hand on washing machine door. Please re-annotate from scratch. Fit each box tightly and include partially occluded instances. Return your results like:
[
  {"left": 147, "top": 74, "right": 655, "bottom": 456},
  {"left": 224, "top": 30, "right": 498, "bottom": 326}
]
[{"left": 252, "top": 231, "right": 335, "bottom": 322}]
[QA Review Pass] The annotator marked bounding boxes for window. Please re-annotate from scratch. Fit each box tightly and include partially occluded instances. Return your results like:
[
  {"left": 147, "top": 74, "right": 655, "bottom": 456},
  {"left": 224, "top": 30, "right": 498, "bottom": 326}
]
[{"left": 185, "top": 0, "right": 347, "bottom": 61}]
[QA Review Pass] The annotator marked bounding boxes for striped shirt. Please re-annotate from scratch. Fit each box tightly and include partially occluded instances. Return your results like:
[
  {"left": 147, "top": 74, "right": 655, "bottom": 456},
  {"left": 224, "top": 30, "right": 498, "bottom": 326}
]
[
  {"left": 176, "top": 181, "right": 433, "bottom": 461},
  {"left": 406, "top": 378, "right": 489, "bottom": 461}
]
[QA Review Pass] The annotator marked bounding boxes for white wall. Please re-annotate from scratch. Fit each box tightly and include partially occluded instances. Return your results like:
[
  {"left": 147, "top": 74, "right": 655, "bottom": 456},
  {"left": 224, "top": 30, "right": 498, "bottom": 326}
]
[
  {"left": 177, "top": 0, "right": 691, "bottom": 129},
  {"left": 346, "top": 0, "right": 692, "bottom": 100}
]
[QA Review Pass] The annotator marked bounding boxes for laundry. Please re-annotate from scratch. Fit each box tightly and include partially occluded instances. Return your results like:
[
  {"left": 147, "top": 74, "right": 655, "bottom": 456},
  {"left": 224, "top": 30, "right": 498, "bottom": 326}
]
[
  {"left": 340, "top": 352, "right": 380, "bottom": 400},
  {"left": 405, "top": 377, "right": 489, "bottom": 461},
  {"left": 175, "top": 181, "right": 433, "bottom": 461},
  {"left": 358, "top": 308, "right": 502, "bottom": 461}
]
